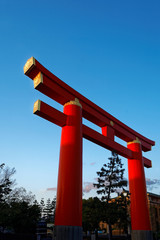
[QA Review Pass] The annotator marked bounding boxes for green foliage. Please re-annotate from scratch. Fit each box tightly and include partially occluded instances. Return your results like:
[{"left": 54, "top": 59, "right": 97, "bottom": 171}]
[
  {"left": 82, "top": 197, "right": 102, "bottom": 232},
  {"left": 101, "top": 200, "right": 119, "bottom": 225},
  {"left": 0, "top": 164, "right": 41, "bottom": 234},
  {"left": 0, "top": 164, "right": 16, "bottom": 201},
  {"left": 7, "top": 201, "right": 41, "bottom": 233},
  {"left": 94, "top": 152, "right": 127, "bottom": 204},
  {"left": 42, "top": 197, "right": 56, "bottom": 223},
  {"left": 40, "top": 198, "right": 45, "bottom": 218}
]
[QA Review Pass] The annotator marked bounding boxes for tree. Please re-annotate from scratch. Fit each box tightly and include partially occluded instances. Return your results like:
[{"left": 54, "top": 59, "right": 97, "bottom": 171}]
[
  {"left": 82, "top": 197, "right": 103, "bottom": 233},
  {"left": 0, "top": 188, "right": 41, "bottom": 234},
  {"left": 0, "top": 164, "right": 41, "bottom": 234},
  {"left": 42, "top": 197, "right": 56, "bottom": 223},
  {"left": 0, "top": 164, "right": 16, "bottom": 231},
  {"left": 93, "top": 152, "right": 127, "bottom": 239},
  {"left": 5, "top": 187, "right": 35, "bottom": 204},
  {"left": 0, "top": 164, "right": 16, "bottom": 202},
  {"left": 9, "top": 200, "right": 41, "bottom": 234},
  {"left": 40, "top": 198, "right": 45, "bottom": 218},
  {"left": 51, "top": 197, "right": 56, "bottom": 222}
]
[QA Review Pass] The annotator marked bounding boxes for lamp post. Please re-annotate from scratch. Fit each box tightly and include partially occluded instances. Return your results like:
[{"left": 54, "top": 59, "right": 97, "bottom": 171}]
[{"left": 122, "top": 190, "right": 130, "bottom": 239}]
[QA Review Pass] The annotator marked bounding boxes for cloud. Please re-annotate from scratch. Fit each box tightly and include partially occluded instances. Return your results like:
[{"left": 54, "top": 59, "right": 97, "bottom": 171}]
[
  {"left": 115, "top": 188, "right": 123, "bottom": 194},
  {"left": 83, "top": 182, "right": 96, "bottom": 193},
  {"left": 47, "top": 188, "right": 57, "bottom": 191},
  {"left": 146, "top": 178, "right": 160, "bottom": 185},
  {"left": 45, "top": 177, "right": 128, "bottom": 195},
  {"left": 90, "top": 162, "right": 96, "bottom": 166},
  {"left": 46, "top": 183, "right": 96, "bottom": 194},
  {"left": 146, "top": 178, "right": 160, "bottom": 191}
]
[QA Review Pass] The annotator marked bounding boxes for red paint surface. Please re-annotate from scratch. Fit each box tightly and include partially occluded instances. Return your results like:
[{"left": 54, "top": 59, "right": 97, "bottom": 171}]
[
  {"left": 102, "top": 125, "right": 115, "bottom": 141},
  {"left": 127, "top": 142, "right": 151, "bottom": 230},
  {"left": 24, "top": 57, "right": 155, "bottom": 152},
  {"left": 55, "top": 103, "right": 82, "bottom": 226}
]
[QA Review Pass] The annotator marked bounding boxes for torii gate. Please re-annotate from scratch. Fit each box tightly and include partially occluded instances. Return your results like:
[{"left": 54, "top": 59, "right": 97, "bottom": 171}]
[{"left": 24, "top": 57, "right": 155, "bottom": 240}]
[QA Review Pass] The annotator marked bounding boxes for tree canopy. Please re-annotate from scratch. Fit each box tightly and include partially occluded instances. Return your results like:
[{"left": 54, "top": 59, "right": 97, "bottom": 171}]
[
  {"left": 0, "top": 164, "right": 41, "bottom": 234},
  {"left": 82, "top": 197, "right": 103, "bottom": 232},
  {"left": 94, "top": 152, "right": 127, "bottom": 203}
]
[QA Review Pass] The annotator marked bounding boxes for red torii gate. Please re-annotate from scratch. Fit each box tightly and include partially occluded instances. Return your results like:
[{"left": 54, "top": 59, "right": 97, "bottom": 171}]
[{"left": 24, "top": 57, "right": 155, "bottom": 240}]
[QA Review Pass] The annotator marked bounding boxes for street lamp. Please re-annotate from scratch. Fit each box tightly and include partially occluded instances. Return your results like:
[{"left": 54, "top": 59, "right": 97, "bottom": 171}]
[
  {"left": 122, "top": 190, "right": 131, "bottom": 239},
  {"left": 123, "top": 191, "right": 127, "bottom": 197}
]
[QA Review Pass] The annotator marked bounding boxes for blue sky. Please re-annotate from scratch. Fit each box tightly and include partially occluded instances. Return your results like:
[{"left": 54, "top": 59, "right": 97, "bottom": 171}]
[{"left": 0, "top": 0, "right": 160, "bottom": 202}]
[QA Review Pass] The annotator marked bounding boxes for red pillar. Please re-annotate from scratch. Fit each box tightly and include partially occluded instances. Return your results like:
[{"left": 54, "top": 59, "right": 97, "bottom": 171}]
[
  {"left": 127, "top": 139, "right": 153, "bottom": 240},
  {"left": 55, "top": 98, "right": 83, "bottom": 240}
]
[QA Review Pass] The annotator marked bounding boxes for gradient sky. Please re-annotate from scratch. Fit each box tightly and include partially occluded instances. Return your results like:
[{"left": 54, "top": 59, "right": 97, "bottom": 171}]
[{"left": 0, "top": 0, "right": 160, "bottom": 202}]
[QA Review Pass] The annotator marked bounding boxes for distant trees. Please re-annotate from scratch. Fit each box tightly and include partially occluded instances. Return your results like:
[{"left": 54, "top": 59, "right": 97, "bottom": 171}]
[
  {"left": 0, "top": 163, "right": 57, "bottom": 235},
  {"left": 40, "top": 197, "right": 56, "bottom": 223},
  {"left": 0, "top": 164, "right": 41, "bottom": 234},
  {"left": 0, "top": 163, "right": 16, "bottom": 202},
  {"left": 6, "top": 199, "right": 41, "bottom": 234},
  {"left": 0, "top": 163, "right": 57, "bottom": 236}
]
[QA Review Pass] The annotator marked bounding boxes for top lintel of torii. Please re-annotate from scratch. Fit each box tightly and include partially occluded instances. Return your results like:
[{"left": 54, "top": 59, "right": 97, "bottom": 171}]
[{"left": 24, "top": 57, "right": 155, "bottom": 168}]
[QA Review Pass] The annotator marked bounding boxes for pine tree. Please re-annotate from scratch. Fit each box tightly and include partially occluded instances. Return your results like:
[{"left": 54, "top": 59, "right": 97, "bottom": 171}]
[
  {"left": 40, "top": 198, "right": 45, "bottom": 218},
  {"left": 43, "top": 197, "right": 56, "bottom": 223},
  {"left": 43, "top": 198, "right": 52, "bottom": 221},
  {"left": 51, "top": 197, "right": 56, "bottom": 222},
  {"left": 93, "top": 152, "right": 127, "bottom": 239}
]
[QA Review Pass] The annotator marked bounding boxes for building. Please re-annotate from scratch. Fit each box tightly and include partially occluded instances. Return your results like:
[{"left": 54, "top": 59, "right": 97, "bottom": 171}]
[
  {"left": 99, "top": 192, "right": 160, "bottom": 235},
  {"left": 148, "top": 192, "right": 160, "bottom": 232}
]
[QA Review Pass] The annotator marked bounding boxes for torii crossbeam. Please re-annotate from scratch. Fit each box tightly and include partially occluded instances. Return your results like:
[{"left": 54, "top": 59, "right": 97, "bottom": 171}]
[{"left": 24, "top": 57, "right": 155, "bottom": 240}]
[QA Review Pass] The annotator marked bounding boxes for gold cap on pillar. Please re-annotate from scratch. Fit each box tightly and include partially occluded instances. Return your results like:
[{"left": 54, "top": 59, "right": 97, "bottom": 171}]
[
  {"left": 127, "top": 137, "right": 141, "bottom": 146},
  {"left": 64, "top": 98, "right": 82, "bottom": 108}
]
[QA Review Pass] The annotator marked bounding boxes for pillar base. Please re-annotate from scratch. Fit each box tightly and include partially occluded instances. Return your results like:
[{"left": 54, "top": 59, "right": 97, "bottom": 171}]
[
  {"left": 131, "top": 230, "right": 153, "bottom": 240},
  {"left": 54, "top": 226, "right": 83, "bottom": 240}
]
